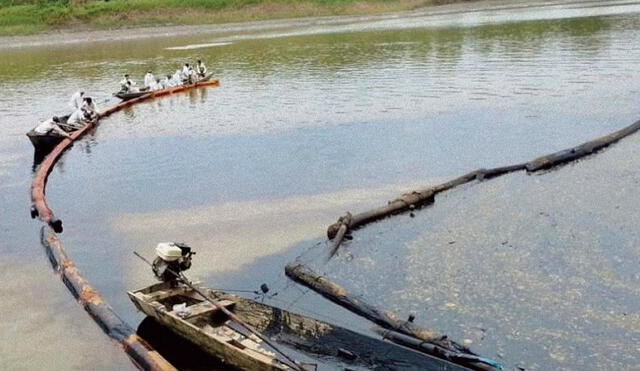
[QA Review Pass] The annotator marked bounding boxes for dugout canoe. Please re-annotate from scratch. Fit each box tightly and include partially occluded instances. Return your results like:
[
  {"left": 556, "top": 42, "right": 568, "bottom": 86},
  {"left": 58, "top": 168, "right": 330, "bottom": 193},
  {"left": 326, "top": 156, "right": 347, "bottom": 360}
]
[
  {"left": 26, "top": 114, "right": 77, "bottom": 153},
  {"left": 115, "top": 73, "right": 218, "bottom": 101},
  {"left": 128, "top": 281, "right": 471, "bottom": 371}
]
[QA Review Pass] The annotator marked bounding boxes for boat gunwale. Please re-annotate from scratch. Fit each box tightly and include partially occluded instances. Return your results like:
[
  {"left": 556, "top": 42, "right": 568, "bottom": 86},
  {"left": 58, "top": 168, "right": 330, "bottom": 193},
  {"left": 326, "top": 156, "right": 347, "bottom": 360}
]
[
  {"left": 128, "top": 282, "right": 472, "bottom": 371},
  {"left": 128, "top": 284, "right": 291, "bottom": 371},
  {"left": 115, "top": 73, "right": 217, "bottom": 100}
]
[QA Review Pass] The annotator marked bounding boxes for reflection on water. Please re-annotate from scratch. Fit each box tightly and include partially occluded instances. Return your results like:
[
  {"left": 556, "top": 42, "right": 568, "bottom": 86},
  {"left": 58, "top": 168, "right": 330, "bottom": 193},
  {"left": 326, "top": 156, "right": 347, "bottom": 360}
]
[
  {"left": 111, "top": 183, "right": 419, "bottom": 278},
  {"left": 2, "top": 0, "right": 640, "bottom": 369},
  {"left": 166, "top": 42, "right": 233, "bottom": 50},
  {"left": 0, "top": 257, "right": 132, "bottom": 370}
]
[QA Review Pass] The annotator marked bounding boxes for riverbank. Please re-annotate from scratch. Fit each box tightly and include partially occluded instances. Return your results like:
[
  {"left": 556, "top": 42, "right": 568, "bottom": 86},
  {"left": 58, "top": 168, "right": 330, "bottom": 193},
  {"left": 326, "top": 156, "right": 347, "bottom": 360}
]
[{"left": 0, "top": 0, "right": 475, "bottom": 36}]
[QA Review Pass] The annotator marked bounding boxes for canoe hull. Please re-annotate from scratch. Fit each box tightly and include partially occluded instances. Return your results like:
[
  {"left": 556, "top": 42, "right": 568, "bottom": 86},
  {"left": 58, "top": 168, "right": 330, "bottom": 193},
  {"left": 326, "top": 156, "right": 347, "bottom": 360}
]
[
  {"left": 26, "top": 113, "right": 76, "bottom": 157},
  {"left": 129, "top": 284, "right": 288, "bottom": 371},
  {"left": 129, "top": 282, "right": 469, "bottom": 371},
  {"left": 115, "top": 91, "right": 148, "bottom": 101},
  {"left": 115, "top": 74, "right": 218, "bottom": 101},
  {"left": 26, "top": 130, "right": 65, "bottom": 150}
]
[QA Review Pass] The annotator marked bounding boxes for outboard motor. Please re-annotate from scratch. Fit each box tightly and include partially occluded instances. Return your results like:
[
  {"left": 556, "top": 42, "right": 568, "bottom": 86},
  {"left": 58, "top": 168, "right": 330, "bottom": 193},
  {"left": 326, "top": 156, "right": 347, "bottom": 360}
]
[{"left": 152, "top": 242, "right": 195, "bottom": 282}]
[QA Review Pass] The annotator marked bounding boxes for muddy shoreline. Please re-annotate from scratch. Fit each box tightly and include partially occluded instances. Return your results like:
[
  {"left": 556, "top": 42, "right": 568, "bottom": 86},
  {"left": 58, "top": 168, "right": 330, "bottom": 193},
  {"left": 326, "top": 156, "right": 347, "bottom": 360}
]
[{"left": 0, "top": 0, "right": 540, "bottom": 49}]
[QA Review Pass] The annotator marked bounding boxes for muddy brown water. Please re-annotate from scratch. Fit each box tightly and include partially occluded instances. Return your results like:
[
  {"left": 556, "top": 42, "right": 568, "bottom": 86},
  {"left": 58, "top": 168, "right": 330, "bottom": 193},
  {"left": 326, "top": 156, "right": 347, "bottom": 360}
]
[{"left": 1, "top": 0, "right": 640, "bottom": 369}]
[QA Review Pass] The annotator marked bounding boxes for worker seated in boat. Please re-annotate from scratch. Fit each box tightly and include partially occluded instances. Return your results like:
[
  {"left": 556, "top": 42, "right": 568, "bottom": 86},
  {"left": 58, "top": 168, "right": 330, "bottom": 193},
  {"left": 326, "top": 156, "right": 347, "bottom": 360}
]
[
  {"left": 161, "top": 75, "right": 172, "bottom": 89},
  {"left": 181, "top": 63, "right": 197, "bottom": 83},
  {"left": 187, "top": 68, "right": 198, "bottom": 84},
  {"left": 64, "top": 108, "right": 92, "bottom": 130},
  {"left": 144, "top": 71, "right": 156, "bottom": 89},
  {"left": 170, "top": 70, "right": 182, "bottom": 86},
  {"left": 123, "top": 80, "right": 139, "bottom": 93},
  {"left": 68, "top": 90, "right": 84, "bottom": 111},
  {"left": 81, "top": 97, "right": 99, "bottom": 118},
  {"left": 181, "top": 63, "right": 191, "bottom": 81},
  {"left": 196, "top": 59, "right": 207, "bottom": 78},
  {"left": 119, "top": 74, "right": 136, "bottom": 92},
  {"left": 34, "top": 116, "right": 71, "bottom": 138},
  {"left": 149, "top": 78, "right": 163, "bottom": 91}
]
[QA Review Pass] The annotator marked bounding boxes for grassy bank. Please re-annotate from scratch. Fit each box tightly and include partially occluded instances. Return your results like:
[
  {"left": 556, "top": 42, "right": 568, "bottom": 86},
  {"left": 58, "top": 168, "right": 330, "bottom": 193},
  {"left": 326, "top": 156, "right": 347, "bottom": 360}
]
[{"left": 0, "top": 0, "right": 472, "bottom": 36}]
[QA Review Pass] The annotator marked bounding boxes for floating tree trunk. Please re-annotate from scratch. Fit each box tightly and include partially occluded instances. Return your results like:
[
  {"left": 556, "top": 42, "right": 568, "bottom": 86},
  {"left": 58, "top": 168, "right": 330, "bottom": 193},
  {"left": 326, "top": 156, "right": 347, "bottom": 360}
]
[
  {"left": 284, "top": 262, "right": 500, "bottom": 371},
  {"left": 525, "top": 119, "right": 640, "bottom": 171},
  {"left": 373, "top": 327, "right": 503, "bottom": 371},
  {"left": 326, "top": 119, "right": 640, "bottom": 256}
]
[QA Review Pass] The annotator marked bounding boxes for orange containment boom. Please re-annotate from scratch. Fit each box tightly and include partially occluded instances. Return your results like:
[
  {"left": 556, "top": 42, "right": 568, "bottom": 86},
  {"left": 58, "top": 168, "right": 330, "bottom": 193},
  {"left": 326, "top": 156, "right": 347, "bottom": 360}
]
[
  {"left": 30, "top": 77, "right": 219, "bottom": 370},
  {"left": 31, "top": 78, "right": 220, "bottom": 232},
  {"left": 41, "top": 227, "right": 177, "bottom": 371}
]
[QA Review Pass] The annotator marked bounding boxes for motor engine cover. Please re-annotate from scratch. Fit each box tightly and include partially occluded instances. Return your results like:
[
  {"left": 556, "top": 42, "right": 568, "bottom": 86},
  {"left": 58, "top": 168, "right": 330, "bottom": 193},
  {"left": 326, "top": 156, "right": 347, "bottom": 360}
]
[{"left": 155, "top": 242, "right": 183, "bottom": 262}]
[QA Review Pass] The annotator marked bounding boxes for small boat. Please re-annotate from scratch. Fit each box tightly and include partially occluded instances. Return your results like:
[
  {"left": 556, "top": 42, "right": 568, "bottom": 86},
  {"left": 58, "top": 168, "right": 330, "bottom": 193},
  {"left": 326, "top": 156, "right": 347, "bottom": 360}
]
[
  {"left": 26, "top": 114, "right": 73, "bottom": 152},
  {"left": 115, "top": 73, "right": 217, "bottom": 101},
  {"left": 113, "top": 88, "right": 149, "bottom": 101},
  {"left": 128, "top": 281, "right": 471, "bottom": 371}
]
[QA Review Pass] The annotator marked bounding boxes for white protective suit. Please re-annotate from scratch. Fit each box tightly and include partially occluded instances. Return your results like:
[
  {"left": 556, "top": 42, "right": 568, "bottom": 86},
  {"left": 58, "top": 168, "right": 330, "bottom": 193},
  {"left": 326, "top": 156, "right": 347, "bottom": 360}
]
[
  {"left": 68, "top": 91, "right": 84, "bottom": 110},
  {"left": 197, "top": 62, "right": 207, "bottom": 76},
  {"left": 34, "top": 118, "right": 69, "bottom": 136},
  {"left": 120, "top": 77, "right": 136, "bottom": 91},
  {"left": 171, "top": 71, "right": 182, "bottom": 86},
  {"left": 66, "top": 109, "right": 89, "bottom": 130},
  {"left": 149, "top": 80, "right": 162, "bottom": 91},
  {"left": 144, "top": 72, "right": 155, "bottom": 88},
  {"left": 81, "top": 100, "right": 99, "bottom": 118}
]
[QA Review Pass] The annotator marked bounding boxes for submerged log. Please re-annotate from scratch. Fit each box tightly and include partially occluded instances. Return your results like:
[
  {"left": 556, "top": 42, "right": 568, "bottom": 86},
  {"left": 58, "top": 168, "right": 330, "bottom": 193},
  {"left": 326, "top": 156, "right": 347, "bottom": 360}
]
[
  {"left": 326, "top": 189, "right": 435, "bottom": 240},
  {"left": 373, "top": 327, "right": 503, "bottom": 371},
  {"left": 285, "top": 262, "right": 440, "bottom": 341},
  {"left": 326, "top": 118, "right": 640, "bottom": 256},
  {"left": 284, "top": 263, "right": 499, "bottom": 371},
  {"left": 327, "top": 213, "right": 351, "bottom": 260},
  {"left": 326, "top": 164, "right": 528, "bottom": 252},
  {"left": 526, "top": 119, "right": 640, "bottom": 171}
]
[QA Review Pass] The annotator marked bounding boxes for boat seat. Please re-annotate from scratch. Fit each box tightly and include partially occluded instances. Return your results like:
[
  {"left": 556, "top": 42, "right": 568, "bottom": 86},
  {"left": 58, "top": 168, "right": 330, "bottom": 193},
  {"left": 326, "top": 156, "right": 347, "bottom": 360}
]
[
  {"left": 144, "top": 287, "right": 190, "bottom": 302},
  {"left": 173, "top": 299, "right": 235, "bottom": 320}
]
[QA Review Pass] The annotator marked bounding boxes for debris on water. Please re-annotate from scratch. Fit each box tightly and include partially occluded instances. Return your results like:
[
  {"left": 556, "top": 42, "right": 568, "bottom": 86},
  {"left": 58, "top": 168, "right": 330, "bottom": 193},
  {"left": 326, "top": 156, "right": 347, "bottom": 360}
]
[
  {"left": 172, "top": 303, "right": 189, "bottom": 318},
  {"left": 407, "top": 311, "right": 416, "bottom": 323},
  {"left": 337, "top": 348, "right": 357, "bottom": 360}
]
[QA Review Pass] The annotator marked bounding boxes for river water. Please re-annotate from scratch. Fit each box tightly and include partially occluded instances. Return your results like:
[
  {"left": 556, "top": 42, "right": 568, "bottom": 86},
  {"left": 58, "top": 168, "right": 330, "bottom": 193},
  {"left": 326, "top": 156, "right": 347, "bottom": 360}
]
[{"left": 1, "top": 0, "right": 640, "bottom": 369}]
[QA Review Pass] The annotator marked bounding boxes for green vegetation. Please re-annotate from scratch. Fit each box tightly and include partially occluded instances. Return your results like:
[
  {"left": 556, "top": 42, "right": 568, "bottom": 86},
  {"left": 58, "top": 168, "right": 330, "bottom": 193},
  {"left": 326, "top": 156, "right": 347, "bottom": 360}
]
[{"left": 0, "top": 0, "right": 446, "bottom": 36}]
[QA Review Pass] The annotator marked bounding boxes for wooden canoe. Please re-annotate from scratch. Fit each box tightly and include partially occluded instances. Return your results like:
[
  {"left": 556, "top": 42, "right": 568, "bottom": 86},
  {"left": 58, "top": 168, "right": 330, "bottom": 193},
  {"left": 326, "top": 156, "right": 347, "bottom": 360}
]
[
  {"left": 26, "top": 129, "right": 67, "bottom": 150},
  {"left": 128, "top": 281, "right": 471, "bottom": 371},
  {"left": 115, "top": 73, "right": 218, "bottom": 101},
  {"left": 26, "top": 114, "right": 75, "bottom": 152}
]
